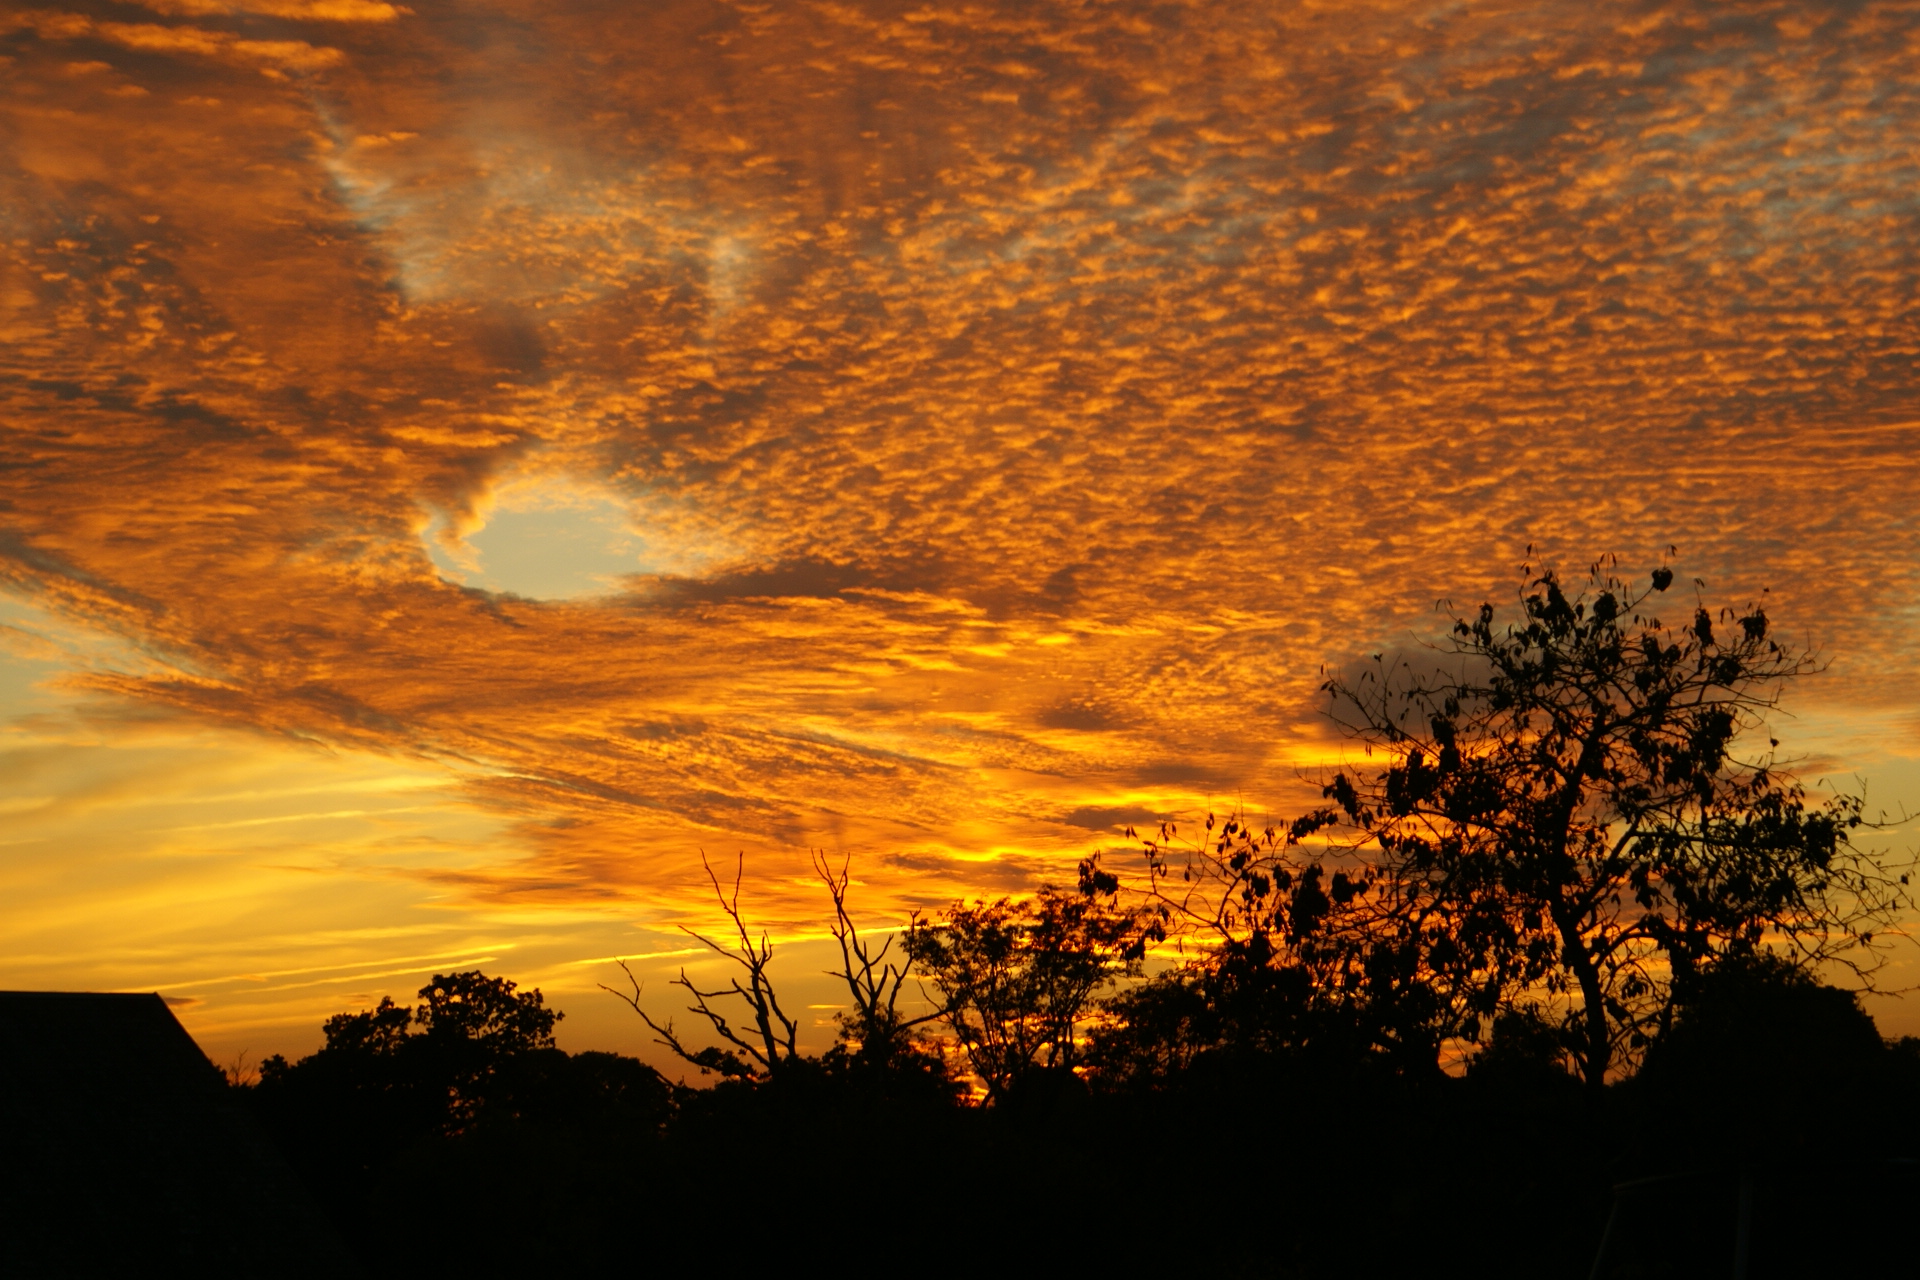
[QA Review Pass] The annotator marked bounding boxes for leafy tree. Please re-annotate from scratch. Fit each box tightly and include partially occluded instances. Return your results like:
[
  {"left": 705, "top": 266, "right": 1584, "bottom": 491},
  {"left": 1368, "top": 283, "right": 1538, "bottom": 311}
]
[
  {"left": 408, "top": 971, "right": 562, "bottom": 1128},
  {"left": 1316, "top": 557, "right": 1910, "bottom": 1090},
  {"left": 253, "top": 969, "right": 574, "bottom": 1221},
  {"left": 317, "top": 995, "right": 415, "bottom": 1059},
  {"left": 1640, "top": 952, "right": 1886, "bottom": 1105},
  {"left": 413, "top": 971, "right": 562, "bottom": 1055},
  {"left": 1464, "top": 1008, "right": 1579, "bottom": 1090},
  {"left": 905, "top": 885, "right": 1146, "bottom": 1102},
  {"left": 1105, "top": 810, "right": 1447, "bottom": 1080},
  {"left": 259, "top": 971, "right": 561, "bottom": 1132},
  {"left": 286, "top": 971, "right": 560, "bottom": 1082}
]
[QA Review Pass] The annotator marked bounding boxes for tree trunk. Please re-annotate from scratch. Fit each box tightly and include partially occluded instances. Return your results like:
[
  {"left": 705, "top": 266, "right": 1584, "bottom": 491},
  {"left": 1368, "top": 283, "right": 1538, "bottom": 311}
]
[
  {"left": 1551, "top": 727, "right": 1611, "bottom": 1091},
  {"left": 1557, "top": 912, "right": 1610, "bottom": 1092}
]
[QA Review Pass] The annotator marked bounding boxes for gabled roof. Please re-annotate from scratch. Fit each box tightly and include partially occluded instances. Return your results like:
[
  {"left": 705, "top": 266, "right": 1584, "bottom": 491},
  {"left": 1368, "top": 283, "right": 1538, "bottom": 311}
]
[{"left": 0, "top": 991, "right": 359, "bottom": 1276}]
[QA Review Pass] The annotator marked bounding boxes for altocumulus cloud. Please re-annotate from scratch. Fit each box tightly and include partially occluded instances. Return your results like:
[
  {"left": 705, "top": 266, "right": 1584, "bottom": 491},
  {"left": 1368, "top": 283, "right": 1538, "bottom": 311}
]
[{"left": 3, "top": 0, "right": 1920, "bottom": 1049}]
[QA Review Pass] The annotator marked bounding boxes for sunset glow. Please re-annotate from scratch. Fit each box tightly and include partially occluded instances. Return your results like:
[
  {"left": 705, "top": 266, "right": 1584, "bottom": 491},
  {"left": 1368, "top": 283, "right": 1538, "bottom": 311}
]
[{"left": 4, "top": 0, "right": 1919, "bottom": 1065}]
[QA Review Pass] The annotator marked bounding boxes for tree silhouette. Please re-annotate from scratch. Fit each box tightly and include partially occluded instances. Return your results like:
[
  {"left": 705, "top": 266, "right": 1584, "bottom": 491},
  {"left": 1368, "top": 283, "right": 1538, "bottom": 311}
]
[
  {"left": 260, "top": 972, "right": 562, "bottom": 1130},
  {"left": 812, "top": 849, "right": 945, "bottom": 1070},
  {"left": 413, "top": 972, "right": 561, "bottom": 1054},
  {"left": 604, "top": 853, "right": 801, "bottom": 1080},
  {"left": 317, "top": 995, "right": 414, "bottom": 1059},
  {"left": 905, "top": 886, "right": 1146, "bottom": 1102},
  {"left": 1636, "top": 950, "right": 1889, "bottom": 1143},
  {"left": 251, "top": 967, "right": 575, "bottom": 1229},
  {"left": 605, "top": 850, "right": 953, "bottom": 1083},
  {"left": 1315, "top": 557, "right": 1911, "bottom": 1089},
  {"left": 1101, "top": 809, "right": 1445, "bottom": 1079},
  {"left": 409, "top": 972, "right": 561, "bottom": 1130}
]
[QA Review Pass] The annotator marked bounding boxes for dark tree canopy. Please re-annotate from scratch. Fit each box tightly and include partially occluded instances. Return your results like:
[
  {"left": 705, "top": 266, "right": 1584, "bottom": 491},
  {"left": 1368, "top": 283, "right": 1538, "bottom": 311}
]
[
  {"left": 1315, "top": 558, "right": 1909, "bottom": 1088},
  {"left": 1091, "top": 559, "right": 1913, "bottom": 1093},
  {"left": 905, "top": 886, "right": 1146, "bottom": 1102},
  {"left": 260, "top": 971, "right": 565, "bottom": 1145},
  {"left": 412, "top": 972, "right": 561, "bottom": 1055},
  {"left": 311, "top": 971, "right": 560, "bottom": 1067},
  {"left": 1104, "top": 808, "right": 1448, "bottom": 1082},
  {"left": 318, "top": 996, "right": 414, "bottom": 1060}
]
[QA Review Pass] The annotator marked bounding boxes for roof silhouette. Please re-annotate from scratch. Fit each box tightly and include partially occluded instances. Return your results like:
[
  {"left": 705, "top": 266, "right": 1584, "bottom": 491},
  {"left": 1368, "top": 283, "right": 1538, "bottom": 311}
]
[{"left": 0, "top": 992, "right": 358, "bottom": 1276}]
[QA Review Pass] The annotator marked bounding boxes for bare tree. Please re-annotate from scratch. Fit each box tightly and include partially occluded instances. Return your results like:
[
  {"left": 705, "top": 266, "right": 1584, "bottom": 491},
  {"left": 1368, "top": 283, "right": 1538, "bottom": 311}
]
[
  {"left": 605, "top": 850, "right": 949, "bottom": 1082},
  {"left": 219, "top": 1049, "right": 259, "bottom": 1089},
  {"left": 603, "top": 852, "right": 801, "bottom": 1080},
  {"left": 811, "top": 849, "right": 945, "bottom": 1067}
]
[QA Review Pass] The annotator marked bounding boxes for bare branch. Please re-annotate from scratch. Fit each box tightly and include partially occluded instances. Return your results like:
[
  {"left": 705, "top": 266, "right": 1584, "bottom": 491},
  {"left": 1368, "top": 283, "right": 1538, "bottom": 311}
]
[
  {"left": 812, "top": 849, "right": 944, "bottom": 1067},
  {"left": 602, "top": 851, "right": 802, "bottom": 1080}
]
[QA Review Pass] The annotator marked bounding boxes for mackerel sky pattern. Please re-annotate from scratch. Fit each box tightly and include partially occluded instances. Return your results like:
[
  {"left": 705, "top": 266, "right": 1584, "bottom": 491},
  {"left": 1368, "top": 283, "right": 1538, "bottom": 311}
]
[{"left": 3, "top": 0, "right": 1919, "bottom": 1043}]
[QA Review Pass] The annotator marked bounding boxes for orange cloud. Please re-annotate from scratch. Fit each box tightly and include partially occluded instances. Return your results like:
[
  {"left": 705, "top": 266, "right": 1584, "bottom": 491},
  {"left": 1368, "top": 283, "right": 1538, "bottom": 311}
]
[
  {"left": 5, "top": 10, "right": 345, "bottom": 69},
  {"left": 4, "top": 0, "right": 1920, "bottom": 1053}
]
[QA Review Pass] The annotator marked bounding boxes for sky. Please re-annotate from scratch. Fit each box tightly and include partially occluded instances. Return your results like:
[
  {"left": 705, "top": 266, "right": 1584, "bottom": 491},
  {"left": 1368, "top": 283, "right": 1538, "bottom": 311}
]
[{"left": 3, "top": 0, "right": 1919, "bottom": 1066}]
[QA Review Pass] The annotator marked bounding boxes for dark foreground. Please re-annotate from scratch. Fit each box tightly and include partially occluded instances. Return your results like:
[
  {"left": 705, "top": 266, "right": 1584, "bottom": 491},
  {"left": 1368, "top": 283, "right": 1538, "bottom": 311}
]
[{"left": 241, "top": 968, "right": 1920, "bottom": 1279}]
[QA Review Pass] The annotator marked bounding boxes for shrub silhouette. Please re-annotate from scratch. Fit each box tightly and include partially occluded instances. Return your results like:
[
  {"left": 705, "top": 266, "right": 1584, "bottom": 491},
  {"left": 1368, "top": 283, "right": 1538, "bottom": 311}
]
[{"left": 1636, "top": 952, "right": 1889, "bottom": 1158}]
